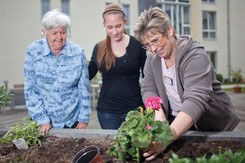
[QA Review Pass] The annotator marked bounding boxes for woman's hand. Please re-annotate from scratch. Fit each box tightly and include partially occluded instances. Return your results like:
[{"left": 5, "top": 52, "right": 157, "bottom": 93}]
[
  {"left": 154, "top": 108, "right": 167, "bottom": 121},
  {"left": 142, "top": 111, "right": 194, "bottom": 161},
  {"left": 75, "top": 122, "right": 88, "bottom": 129},
  {"left": 142, "top": 140, "right": 167, "bottom": 161},
  {"left": 39, "top": 123, "right": 52, "bottom": 134}
]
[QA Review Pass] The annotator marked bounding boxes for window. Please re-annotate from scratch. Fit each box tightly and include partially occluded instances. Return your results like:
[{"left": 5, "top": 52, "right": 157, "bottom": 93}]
[
  {"left": 164, "top": 0, "right": 189, "bottom": 2},
  {"left": 157, "top": 0, "right": 191, "bottom": 36},
  {"left": 61, "top": 0, "right": 70, "bottom": 35},
  {"left": 41, "top": 0, "right": 50, "bottom": 17},
  {"left": 208, "top": 51, "right": 217, "bottom": 70},
  {"left": 106, "top": 2, "right": 112, "bottom": 6},
  {"left": 203, "top": 11, "right": 216, "bottom": 39},
  {"left": 179, "top": 0, "right": 190, "bottom": 2},
  {"left": 61, "top": 0, "right": 70, "bottom": 15},
  {"left": 123, "top": 5, "right": 130, "bottom": 34},
  {"left": 202, "top": 0, "right": 215, "bottom": 3}
]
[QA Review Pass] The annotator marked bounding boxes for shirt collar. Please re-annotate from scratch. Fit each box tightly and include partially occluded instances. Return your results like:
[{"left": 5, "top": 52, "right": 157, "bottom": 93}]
[
  {"left": 42, "top": 38, "right": 72, "bottom": 57},
  {"left": 42, "top": 38, "right": 51, "bottom": 56}
]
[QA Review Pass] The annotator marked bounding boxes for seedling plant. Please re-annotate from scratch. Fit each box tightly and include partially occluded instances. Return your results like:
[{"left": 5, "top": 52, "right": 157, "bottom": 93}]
[
  {"left": 169, "top": 148, "right": 245, "bottom": 163},
  {"left": 0, "top": 117, "right": 44, "bottom": 146}
]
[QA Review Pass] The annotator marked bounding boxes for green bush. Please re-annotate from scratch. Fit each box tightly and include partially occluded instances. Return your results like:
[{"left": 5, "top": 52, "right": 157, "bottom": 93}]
[
  {"left": 230, "top": 67, "right": 242, "bottom": 82},
  {"left": 0, "top": 85, "right": 14, "bottom": 107},
  {"left": 216, "top": 73, "right": 224, "bottom": 83},
  {"left": 224, "top": 78, "right": 230, "bottom": 83}
]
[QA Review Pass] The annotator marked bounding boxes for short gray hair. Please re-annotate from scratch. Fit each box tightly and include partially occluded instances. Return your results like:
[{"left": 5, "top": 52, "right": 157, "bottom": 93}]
[
  {"left": 134, "top": 7, "right": 176, "bottom": 43},
  {"left": 41, "top": 9, "right": 71, "bottom": 34}
]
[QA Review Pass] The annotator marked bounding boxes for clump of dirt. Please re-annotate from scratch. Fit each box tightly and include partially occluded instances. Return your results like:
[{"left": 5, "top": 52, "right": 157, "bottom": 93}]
[{"left": 0, "top": 134, "right": 244, "bottom": 163}]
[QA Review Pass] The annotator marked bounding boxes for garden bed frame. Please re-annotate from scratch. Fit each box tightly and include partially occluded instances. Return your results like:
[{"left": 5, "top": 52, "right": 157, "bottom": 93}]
[{"left": 1, "top": 127, "right": 245, "bottom": 143}]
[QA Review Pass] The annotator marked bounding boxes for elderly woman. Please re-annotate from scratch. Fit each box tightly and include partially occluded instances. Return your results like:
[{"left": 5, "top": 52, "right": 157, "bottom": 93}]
[
  {"left": 133, "top": 7, "right": 240, "bottom": 161},
  {"left": 24, "top": 9, "right": 92, "bottom": 134}
]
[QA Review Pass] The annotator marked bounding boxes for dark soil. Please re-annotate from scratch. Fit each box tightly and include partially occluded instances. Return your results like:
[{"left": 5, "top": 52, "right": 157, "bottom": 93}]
[{"left": 0, "top": 134, "right": 245, "bottom": 163}]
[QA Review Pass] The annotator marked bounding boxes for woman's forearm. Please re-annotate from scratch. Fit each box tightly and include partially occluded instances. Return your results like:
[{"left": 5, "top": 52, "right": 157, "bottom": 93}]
[{"left": 170, "top": 111, "right": 194, "bottom": 140}]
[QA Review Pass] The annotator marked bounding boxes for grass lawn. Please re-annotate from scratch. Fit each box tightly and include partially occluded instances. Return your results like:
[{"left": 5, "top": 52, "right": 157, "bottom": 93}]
[
  {"left": 222, "top": 81, "right": 245, "bottom": 85},
  {"left": 222, "top": 87, "right": 245, "bottom": 93},
  {"left": 221, "top": 81, "right": 245, "bottom": 92}
]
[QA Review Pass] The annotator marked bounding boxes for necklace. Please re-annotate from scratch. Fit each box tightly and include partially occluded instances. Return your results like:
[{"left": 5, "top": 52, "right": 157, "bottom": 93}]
[{"left": 112, "top": 35, "right": 129, "bottom": 57}]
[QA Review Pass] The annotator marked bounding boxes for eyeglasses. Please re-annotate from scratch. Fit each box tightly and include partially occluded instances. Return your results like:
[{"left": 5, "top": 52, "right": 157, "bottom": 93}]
[{"left": 142, "top": 35, "right": 164, "bottom": 49}]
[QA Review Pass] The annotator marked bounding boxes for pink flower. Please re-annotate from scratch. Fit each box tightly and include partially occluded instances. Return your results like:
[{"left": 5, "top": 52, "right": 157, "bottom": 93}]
[
  {"left": 144, "top": 96, "right": 163, "bottom": 110},
  {"left": 145, "top": 126, "right": 151, "bottom": 130}
]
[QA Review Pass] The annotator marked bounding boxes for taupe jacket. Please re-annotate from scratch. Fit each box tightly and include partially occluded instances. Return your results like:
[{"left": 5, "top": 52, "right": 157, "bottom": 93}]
[{"left": 142, "top": 35, "right": 239, "bottom": 131}]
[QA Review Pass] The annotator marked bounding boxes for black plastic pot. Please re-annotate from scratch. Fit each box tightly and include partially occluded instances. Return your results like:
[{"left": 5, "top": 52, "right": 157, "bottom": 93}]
[{"left": 71, "top": 145, "right": 103, "bottom": 163}]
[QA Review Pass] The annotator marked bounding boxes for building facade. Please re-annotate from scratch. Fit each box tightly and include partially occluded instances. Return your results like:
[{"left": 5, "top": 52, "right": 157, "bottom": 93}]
[
  {"left": 157, "top": 0, "right": 245, "bottom": 81},
  {"left": 0, "top": 0, "right": 139, "bottom": 88},
  {"left": 0, "top": 0, "right": 244, "bottom": 88}
]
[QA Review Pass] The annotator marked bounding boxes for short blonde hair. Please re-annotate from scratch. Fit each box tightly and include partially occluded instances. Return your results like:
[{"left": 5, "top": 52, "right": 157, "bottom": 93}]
[{"left": 134, "top": 7, "right": 176, "bottom": 43}]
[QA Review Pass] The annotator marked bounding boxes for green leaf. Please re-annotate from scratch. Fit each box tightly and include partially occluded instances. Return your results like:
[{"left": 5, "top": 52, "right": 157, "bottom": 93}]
[
  {"left": 109, "top": 146, "right": 118, "bottom": 157},
  {"left": 118, "top": 151, "right": 127, "bottom": 162},
  {"left": 169, "top": 153, "right": 194, "bottom": 163},
  {"left": 125, "top": 111, "right": 143, "bottom": 122},
  {"left": 118, "top": 121, "right": 130, "bottom": 132},
  {"left": 152, "top": 121, "right": 173, "bottom": 146},
  {"left": 225, "top": 148, "right": 245, "bottom": 163},
  {"left": 131, "top": 128, "right": 152, "bottom": 148},
  {"left": 129, "top": 147, "right": 141, "bottom": 162}
]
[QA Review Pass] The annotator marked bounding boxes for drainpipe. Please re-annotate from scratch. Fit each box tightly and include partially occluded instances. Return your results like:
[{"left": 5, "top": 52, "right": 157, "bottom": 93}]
[{"left": 227, "top": 0, "right": 231, "bottom": 81}]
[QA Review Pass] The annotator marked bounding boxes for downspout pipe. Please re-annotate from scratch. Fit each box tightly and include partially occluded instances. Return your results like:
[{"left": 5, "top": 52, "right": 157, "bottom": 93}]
[{"left": 227, "top": 0, "right": 231, "bottom": 81}]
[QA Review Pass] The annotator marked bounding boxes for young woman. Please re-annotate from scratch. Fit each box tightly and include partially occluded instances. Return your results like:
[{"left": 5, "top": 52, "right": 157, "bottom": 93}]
[{"left": 89, "top": 4, "right": 146, "bottom": 130}]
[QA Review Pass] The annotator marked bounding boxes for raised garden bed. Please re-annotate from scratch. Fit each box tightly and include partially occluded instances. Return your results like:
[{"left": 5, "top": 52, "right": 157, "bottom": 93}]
[{"left": 1, "top": 128, "right": 245, "bottom": 162}]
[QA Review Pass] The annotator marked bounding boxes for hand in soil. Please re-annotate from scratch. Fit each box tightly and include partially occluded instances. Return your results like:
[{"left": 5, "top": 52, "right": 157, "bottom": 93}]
[{"left": 142, "top": 140, "right": 166, "bottom": 161}]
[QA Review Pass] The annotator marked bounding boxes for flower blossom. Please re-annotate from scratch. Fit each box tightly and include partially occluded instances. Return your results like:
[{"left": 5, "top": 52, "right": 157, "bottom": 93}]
[
  {"left": 145, "top": 126, "right": 151, "bottom": 130},
  {"left": 144, "top": 96, "right": 163, "bottom": 110}
]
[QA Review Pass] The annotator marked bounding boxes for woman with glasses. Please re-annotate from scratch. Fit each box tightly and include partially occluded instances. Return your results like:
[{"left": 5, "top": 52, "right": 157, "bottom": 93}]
[
  {"left": 88, "top": 4, "right": 146, "bottom": 130},
  {"left": 134, "top": 7, "right": 239, "bottom": 161}
]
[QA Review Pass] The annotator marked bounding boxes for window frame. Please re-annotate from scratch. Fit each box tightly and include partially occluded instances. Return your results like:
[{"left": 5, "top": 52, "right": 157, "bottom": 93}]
[
  {"left": 202, "top": 0, "right": 215, "bottom": 3},
  {"left": 157, "top": 0, "right": 191, "bottom": 36},
  {"left": 202, "top": 11, "right": 216, "bottom": 39}
]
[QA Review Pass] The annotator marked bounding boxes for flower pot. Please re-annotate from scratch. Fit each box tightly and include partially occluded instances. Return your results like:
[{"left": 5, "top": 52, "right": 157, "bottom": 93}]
[
  {"left": 71, "top": 145, "right": 103, "bottom": 163},
  {"left": 234, "top": 86, "right": 242, "bottom": 93}
]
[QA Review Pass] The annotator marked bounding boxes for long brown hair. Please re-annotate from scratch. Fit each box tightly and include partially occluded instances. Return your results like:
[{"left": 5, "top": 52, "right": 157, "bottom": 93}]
[{"left": 97, "top": 4, "right": 127, "bottom": 72}]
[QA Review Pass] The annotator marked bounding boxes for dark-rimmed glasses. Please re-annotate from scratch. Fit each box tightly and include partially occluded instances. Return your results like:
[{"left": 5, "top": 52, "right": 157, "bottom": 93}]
[{"left": 142, "top": 35, "right": 164, "bottom": 49}]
